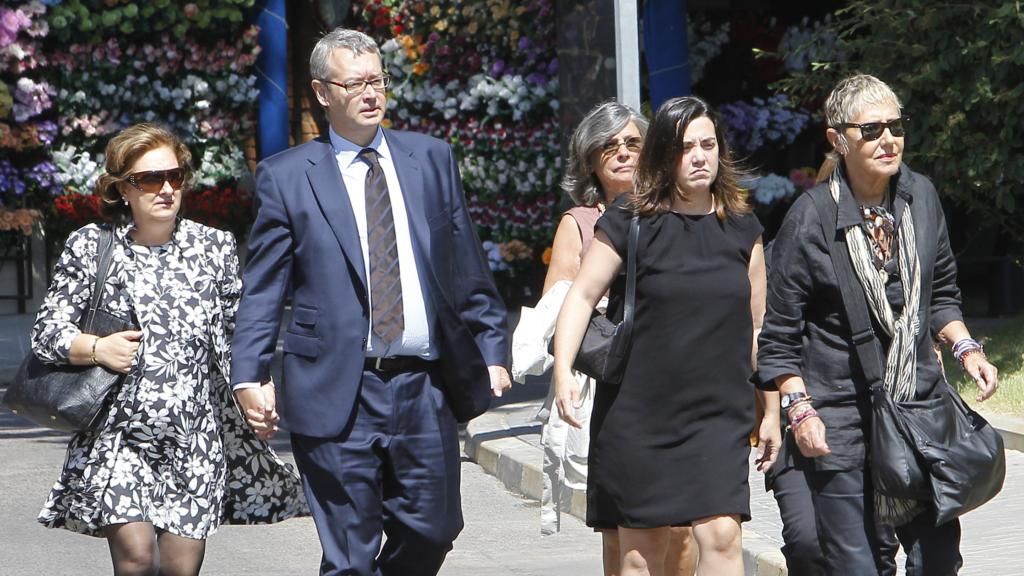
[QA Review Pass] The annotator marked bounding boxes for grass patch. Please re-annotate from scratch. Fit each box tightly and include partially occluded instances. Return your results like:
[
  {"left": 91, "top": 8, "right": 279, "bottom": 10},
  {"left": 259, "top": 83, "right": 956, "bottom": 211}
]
[{"left": 943, "top": 315, "right": 1024, "bottom": 417}]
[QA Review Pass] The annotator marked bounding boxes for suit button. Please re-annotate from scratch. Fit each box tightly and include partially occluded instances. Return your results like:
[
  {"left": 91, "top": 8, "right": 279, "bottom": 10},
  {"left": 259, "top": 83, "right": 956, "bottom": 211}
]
[{"left": 361, "top": 337, "right": 367, "bottom": 350}]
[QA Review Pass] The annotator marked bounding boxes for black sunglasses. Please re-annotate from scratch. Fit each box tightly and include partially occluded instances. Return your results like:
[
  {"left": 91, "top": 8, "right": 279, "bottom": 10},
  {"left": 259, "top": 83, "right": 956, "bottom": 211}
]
[
  {"left": 126, "top": 168, "right": 186, "bottom": 193},
  {"left": 833, "top": 117, "right": 907, "bottom": 141}
]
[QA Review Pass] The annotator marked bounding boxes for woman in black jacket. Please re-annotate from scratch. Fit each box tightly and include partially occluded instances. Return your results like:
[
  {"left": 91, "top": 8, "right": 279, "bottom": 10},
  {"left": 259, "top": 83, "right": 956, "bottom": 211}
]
[{"left": 757, "top": 74, "right": 998, "bottom": 575}]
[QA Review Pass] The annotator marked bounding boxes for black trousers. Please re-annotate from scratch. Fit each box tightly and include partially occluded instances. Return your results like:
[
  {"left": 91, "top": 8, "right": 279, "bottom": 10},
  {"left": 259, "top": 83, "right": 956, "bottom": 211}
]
[
  {"left": 770, "top": 465, "right": 827, "bottom": 576},
  {"left": 291, "top": 367, "right": 462, "bottom": 576},
  {"left": 805, "top": 468, "right": 962, "bottom": 576}
]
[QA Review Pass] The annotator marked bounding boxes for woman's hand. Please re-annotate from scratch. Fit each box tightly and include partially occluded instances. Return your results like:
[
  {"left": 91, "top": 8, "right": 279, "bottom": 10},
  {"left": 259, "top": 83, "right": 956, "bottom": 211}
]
[
  {"left": 94, "top": 330, "right": 142, "bottom": 373},
  {"left": 756, "top": 414, "right": 781, "bottom": 472},
  {"left": 963, "top": 354, "right": 998, "bottom": 402},
  {"left": 554, "top": 369, "right": 583, "bottom": 429},
  {"left": 793, "top": 414, "right": 830, "bottom": 458}
]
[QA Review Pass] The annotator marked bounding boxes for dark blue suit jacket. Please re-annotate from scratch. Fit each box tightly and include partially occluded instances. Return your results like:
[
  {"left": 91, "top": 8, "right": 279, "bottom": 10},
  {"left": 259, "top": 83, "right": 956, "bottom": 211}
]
[{"left": 231, "top": 130, "right": 508, "bottom": 437}]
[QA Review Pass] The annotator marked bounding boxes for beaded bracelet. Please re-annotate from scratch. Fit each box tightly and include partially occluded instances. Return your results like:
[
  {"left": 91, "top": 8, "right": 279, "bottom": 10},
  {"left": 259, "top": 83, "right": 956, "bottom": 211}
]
[
  {"left": 952, "top": 338, "right": 983, "bottom": 361},
  {"left": 788, "top": 407, "right": 819, "bottom": 431}
]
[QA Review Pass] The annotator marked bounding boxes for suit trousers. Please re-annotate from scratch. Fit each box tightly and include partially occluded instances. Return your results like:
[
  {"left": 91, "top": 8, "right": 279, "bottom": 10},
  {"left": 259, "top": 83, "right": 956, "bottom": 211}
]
[
  {"left": 805, "top": 468, "right": 961, "bottom": 576},
  {"left": 291, "top": 366, "right": 462, "bottom": 576}
]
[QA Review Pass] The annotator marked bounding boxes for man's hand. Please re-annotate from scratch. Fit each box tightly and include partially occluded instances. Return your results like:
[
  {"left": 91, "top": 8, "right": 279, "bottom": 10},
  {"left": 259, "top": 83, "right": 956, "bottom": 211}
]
[
  {"left": 756, "top": 415, "right": 781, "bottom": 473},
  {"left": 488, "top": 365, "right": 512, "bottom": 398},
  {"left": 963, "top": 354, "right": 999, "bottom": 402},
  {"left": 234, "top": 382, "right": 280, "bottom": 440}
]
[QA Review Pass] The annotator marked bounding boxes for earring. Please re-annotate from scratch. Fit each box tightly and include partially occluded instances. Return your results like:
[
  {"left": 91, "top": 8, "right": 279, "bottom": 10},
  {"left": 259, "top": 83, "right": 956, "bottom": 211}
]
[{"left": 122, "top": 197, "right": 128, "bottom": 205}]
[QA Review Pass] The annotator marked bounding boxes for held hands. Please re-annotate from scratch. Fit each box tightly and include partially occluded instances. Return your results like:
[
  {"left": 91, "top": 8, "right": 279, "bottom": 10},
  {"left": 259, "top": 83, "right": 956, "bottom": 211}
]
[
  {"left": 963, "top": 354, "right": 999, "bottom": 402},
  {"left": 488, "top": 365, "right": 512, "bottom": 398},
  {"left": 94, "top": 330, "right": 142, "bottom": 373},
  {"left": 234, "top": 382, "right": 279, "bottom": 440},
  {"left": 553, "top": 369, "right": 583, "bottom": 429}
]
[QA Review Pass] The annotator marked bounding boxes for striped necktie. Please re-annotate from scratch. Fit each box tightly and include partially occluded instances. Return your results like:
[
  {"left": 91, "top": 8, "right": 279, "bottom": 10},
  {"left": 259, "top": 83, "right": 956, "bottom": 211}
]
[{"left": 358, "top": 148, "right": 404, "bottom": 344}]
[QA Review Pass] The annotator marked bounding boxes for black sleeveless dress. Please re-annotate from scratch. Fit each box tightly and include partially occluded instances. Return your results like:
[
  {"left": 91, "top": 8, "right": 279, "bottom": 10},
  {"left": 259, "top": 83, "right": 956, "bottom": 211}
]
[{"left": 587, "top": 206, "right": 762, "bottom": 528}]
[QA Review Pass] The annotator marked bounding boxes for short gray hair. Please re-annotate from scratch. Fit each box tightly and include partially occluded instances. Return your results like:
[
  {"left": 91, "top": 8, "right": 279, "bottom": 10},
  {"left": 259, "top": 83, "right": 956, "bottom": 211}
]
[
  {"left": 310, "top": 27, "right": 381, "bottom": 80},
  {"left": 561, "top": 101, "right": 649, "bottom": 206},
  {"left": 825, "top": 73, "right": 902, "bottom": 153}
]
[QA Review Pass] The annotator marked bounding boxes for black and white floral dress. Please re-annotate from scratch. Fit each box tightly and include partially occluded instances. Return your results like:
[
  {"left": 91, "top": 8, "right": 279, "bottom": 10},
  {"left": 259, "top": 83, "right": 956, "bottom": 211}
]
[{"left": 31, "top": 219, "right": 307, "bottom": 539}]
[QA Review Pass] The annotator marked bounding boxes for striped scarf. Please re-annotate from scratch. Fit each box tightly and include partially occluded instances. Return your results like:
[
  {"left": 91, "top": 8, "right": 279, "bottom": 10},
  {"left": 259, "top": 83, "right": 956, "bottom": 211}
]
[{"left": 829, "top": 171, "right": 924, "bottom": 525}]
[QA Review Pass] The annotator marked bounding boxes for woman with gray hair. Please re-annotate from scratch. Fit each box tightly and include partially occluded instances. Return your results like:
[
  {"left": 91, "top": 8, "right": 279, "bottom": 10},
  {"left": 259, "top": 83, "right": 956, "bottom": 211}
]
[
  {"left": 757, "top": 74, "right": 999, "bottom": 574},
  {"left": 525, "top": 101, "right": 696, "bottom": 576}
]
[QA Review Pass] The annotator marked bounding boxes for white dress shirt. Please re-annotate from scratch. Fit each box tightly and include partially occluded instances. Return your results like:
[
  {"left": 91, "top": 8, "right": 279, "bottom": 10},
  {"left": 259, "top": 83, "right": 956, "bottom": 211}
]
[{"left": 330, "top": 127, "right": 437, "bottom": 359}]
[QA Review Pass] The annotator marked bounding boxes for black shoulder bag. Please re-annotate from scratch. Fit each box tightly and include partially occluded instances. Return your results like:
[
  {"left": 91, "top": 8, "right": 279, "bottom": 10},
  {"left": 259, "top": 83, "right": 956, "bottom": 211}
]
[
  {"left": 808, "top": 188, "right": 1005, "bottom": 525},
  {"left": 4, "top": 227, "right": 137, "bottom": 432},
  {"left": 571, "top": 213, "right": 640, "bottom": 384}
]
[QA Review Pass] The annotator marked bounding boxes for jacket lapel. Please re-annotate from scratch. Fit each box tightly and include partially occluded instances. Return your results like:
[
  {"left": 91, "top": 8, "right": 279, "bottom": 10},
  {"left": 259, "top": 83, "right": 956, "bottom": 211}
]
[
  {"left": 385, "top": 131, "right": 433, "bottom": 269},
  {"left": 306, "top": 142, "right": 368, "bottom": 293}
]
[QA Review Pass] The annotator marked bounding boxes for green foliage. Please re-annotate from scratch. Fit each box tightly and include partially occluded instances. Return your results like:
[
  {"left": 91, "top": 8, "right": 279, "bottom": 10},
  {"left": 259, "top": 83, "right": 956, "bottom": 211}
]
[
  {"left": 47, "top": 0, "right": 256, "bottom": 43},
  {"left": 944, "top": 315, "right": 1024, "bottom": 416},
  {"left": 773, "top": 1, "right": 1024, "bottom": 251}
]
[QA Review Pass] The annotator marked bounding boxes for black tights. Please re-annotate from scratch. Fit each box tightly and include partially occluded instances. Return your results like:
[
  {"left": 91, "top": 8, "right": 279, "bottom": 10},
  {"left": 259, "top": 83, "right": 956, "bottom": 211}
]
[{"left": 104, "top": 522, "right": 206, "bottom": 576}]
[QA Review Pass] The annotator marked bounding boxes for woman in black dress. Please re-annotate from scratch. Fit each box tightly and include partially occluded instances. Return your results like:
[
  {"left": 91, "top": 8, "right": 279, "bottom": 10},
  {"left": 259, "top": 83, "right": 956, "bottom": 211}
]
[{"left": 553, "top": 96, "right": 777, "bottom": 576}]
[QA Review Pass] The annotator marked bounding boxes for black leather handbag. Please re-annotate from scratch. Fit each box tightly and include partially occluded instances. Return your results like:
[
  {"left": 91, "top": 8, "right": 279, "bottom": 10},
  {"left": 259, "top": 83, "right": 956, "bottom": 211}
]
[
  {"left": 3, "top": 228, "right": 136, "bottom": 433},
  {"left": 809, "top": 188, "right": 1005, "bottom": 525},
  {"left": 572, "top": 213, "right": 639, "bottom": 384}
]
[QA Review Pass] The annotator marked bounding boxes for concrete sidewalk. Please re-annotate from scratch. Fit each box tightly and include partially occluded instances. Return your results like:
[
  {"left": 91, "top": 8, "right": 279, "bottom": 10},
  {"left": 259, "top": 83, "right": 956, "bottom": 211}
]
[{"left": 465, "top": 391, "right": 1024, "bottom": 576}]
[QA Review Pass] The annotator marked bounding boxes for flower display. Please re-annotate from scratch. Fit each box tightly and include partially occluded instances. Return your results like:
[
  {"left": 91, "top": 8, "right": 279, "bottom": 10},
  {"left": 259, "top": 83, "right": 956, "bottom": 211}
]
[
  {"left": 742, "top": 172, "right": 798, "bottom": 206},
  {"left": 0, "top": 0, "right": 260, "bottom": 254},
  {"left": 0, "top": 206, "right": 42, "bottom": 235},
  {"left": 356, "top": 0, "right": 559, "bottom": 298},
  {"left": 719, "top": 94, "right": 811, "bottom": 153},
  {"left": 688, "top": 16, "right": 730, "bottom": 85}
]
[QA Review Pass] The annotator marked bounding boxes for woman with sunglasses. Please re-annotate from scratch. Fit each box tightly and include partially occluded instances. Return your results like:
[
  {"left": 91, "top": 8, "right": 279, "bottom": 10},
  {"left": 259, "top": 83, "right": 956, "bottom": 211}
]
[
  {"left": 518, "top": 101, "right": 697, "bottom": 575},
  {"left": 757, "top": 74, "right": 998, "bottom": 575},
  {"left": 31, "top": 123, "right": 305, "bottom": 575}
]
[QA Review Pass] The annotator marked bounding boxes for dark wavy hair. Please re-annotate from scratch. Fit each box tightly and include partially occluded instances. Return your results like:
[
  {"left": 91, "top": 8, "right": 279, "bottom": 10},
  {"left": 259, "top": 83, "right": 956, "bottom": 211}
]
[
  {"left": 96, "top": 123, "right": 193, "bottom": 224},
  {"left": 631, "top": 96, "right": 749, "bottom": 219}
]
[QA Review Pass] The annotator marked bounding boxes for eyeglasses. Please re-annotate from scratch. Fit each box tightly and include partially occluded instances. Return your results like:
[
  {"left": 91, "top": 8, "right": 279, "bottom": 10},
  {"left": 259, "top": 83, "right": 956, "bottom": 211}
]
[
  {"left": 600, "top": 136, "right": 642, "bottom": 157},
  {"left": 833, "top": 117, "right": 907, "bottom": 141},
  {"left": 318, "top": 75, "right": 391, "bottom": 94},
  {"left": 126, "top": 168, "right": 186, "bottom": 193}
]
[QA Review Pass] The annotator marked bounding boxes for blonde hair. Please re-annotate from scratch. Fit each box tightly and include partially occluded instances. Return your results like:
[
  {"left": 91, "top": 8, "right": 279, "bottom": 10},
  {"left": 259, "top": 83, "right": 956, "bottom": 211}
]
[
  {"left": 821, "top": 73, "right": 903, "bottom": 179},
  {"left": 96, "top": 123, "right": 193, "bottom": 223}
]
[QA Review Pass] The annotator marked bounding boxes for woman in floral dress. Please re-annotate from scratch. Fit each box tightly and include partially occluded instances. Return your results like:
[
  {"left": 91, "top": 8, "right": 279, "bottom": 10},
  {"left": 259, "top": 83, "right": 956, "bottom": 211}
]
[{"left": 31, "top": 123, "right": 305, "bottom": 575}]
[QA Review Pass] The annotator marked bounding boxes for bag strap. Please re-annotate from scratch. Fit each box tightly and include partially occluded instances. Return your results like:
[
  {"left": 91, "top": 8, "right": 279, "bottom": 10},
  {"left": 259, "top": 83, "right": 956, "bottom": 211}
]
[
  {"left": 807, "top": 189, "right": 887, "bottom": 390},
  {"left": 619, "top": 214, "right": 640, "bottom": 344},
  {"left": 83, "top": 227, "right": 116, "bottom": 332}
]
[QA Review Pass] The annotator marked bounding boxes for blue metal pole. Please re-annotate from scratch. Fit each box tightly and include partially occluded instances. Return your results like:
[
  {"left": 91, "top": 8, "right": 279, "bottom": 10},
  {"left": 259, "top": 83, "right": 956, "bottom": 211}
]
[
  {"left": 255, "top": 0, "right": 289, "bottom": 159},
  {"left": 643, "top": 0, "right": 690, "bottom": 111}
]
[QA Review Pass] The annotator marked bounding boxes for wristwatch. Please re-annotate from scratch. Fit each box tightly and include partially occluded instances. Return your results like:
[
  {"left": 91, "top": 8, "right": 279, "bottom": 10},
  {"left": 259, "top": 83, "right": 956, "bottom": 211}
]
[{"left": 781, "top": 391, "right": 810, "bottom": 410}]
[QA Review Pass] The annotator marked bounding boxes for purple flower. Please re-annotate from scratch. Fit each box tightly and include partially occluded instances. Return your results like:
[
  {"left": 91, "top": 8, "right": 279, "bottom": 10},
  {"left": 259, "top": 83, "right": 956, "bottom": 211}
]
[
  {"left": 0, "top": 160, "right": 26, "bottom": 197},
  {"left": 35, "top": 120, "right": 57, "bottom": 146},
  {"left": 490, "top": 59, "right": 506, "bottom": 77},
  {"left": 546, "top": 58, "right": 558, "bottom": 75},
  {"left": 518, "top": 37, "right": 531, "bottom": 50},
  {"left": 526, "top": 72, "right": 546, "bottom": 85},
  {"left": 26, "top": 161, "right": 62, "bottom": 195}
]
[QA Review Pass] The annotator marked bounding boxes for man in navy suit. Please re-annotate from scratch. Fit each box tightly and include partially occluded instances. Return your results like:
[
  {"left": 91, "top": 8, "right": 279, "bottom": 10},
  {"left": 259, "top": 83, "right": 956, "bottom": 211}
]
[{"left": 230, "top": 27, "right": 511, "bottom": 576}]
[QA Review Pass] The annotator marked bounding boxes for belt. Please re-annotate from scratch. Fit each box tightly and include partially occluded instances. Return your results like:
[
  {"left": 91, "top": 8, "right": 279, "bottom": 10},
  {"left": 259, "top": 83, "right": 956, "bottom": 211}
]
[{"left": 363, "top": 356, "right": 436, "bottom": 373}]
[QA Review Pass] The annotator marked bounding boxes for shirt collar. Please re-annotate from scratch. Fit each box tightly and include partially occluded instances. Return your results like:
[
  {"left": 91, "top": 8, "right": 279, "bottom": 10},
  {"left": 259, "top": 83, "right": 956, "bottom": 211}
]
[
  {"left": 834, "top": 162, "right": 913, "bottom": 230},
  {"left": 328, "top": 127, "right": 390, "bottom": 168}
]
